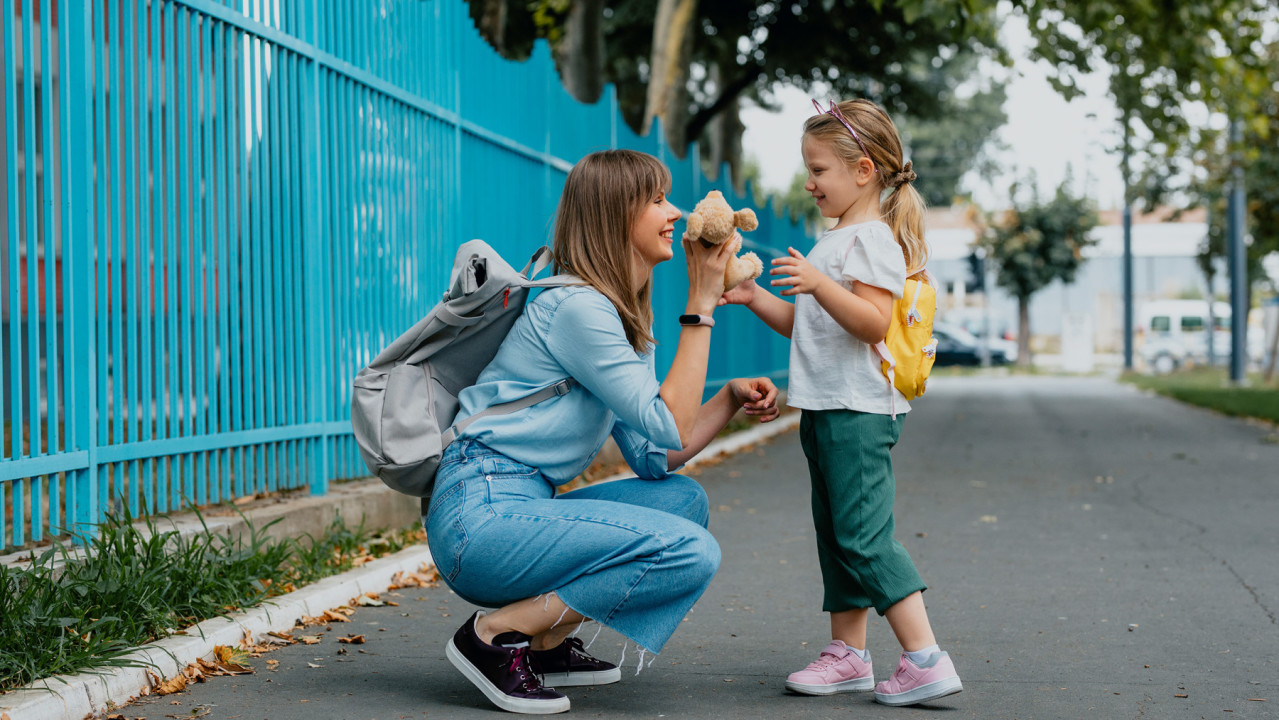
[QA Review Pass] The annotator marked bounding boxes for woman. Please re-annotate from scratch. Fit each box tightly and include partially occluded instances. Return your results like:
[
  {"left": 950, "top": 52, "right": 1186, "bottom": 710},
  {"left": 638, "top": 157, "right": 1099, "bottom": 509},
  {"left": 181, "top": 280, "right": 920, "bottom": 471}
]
[{"left": 425, "top": 149, "right": 779, "bottom": 714}]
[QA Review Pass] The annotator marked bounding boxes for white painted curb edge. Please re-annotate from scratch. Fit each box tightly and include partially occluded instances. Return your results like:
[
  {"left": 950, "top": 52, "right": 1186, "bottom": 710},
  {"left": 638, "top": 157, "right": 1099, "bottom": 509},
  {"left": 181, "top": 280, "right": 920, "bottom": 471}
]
[{"left": 1, "top": 545, "right": 435, "bottom": 720}]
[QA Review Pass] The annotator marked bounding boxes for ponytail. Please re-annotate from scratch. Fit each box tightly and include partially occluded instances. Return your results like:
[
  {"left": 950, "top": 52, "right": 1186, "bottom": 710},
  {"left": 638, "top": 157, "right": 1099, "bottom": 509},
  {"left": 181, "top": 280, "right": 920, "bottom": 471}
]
[{"left": 882, "top": 181, "right": 930, "bottom": 279}]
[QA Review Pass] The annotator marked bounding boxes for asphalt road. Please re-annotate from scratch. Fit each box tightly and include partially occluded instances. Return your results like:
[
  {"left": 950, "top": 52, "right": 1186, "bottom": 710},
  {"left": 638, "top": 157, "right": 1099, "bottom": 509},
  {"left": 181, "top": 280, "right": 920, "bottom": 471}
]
[{"left": 119, "top": 375, "right": 1279, "bottom": 720}]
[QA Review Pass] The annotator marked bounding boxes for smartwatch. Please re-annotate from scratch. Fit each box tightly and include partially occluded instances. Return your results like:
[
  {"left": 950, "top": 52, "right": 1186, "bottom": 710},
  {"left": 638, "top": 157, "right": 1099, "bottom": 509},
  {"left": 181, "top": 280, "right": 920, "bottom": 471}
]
[{"left": 678, "top": 314, "right": 715, "bottom": 328}]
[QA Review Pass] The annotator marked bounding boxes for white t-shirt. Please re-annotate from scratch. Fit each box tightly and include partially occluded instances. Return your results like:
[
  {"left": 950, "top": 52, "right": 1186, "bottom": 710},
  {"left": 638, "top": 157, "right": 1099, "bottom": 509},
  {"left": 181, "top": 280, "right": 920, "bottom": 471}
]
[{"left": 787, "top": 220, "right": 909, "bottom": 415}]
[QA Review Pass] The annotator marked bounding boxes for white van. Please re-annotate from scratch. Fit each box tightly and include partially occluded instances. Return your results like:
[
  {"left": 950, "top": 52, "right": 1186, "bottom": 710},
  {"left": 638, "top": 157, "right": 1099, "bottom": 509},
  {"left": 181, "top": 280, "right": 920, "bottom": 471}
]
[{"left": 1137, "top": 299, "right": 1261, "bottom": 373}]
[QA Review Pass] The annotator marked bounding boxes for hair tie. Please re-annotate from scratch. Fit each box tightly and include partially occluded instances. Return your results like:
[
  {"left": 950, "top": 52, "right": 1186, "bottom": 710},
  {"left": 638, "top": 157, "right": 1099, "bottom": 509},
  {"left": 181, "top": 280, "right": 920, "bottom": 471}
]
[{"left": 889, "top": 161, "right": 917, "bottom": 189}]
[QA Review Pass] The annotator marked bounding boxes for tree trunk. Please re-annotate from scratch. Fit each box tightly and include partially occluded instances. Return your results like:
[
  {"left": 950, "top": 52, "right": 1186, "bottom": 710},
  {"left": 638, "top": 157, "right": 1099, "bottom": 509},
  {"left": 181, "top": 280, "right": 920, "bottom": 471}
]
[
  {"left": 1018, "top": 296, "right": 1032, "bottom": 368},
  {"left": 642, "top": 0, "right": 699, "bottom": 147},
  {"left": 703, "top": 69, "right": 744, "bottom": 186},
  {"left": 473, "top": 0, "right": 508, "bottom": 55},
  {"left": 553, "top": 0, "right": 604, "bottom": 103}
]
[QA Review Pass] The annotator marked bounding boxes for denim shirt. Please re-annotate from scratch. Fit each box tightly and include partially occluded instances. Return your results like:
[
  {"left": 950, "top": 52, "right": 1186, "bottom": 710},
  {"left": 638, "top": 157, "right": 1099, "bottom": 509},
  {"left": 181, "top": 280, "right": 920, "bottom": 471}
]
[{"left": 452, "top": 286, "right": 683, "bottom": 485}]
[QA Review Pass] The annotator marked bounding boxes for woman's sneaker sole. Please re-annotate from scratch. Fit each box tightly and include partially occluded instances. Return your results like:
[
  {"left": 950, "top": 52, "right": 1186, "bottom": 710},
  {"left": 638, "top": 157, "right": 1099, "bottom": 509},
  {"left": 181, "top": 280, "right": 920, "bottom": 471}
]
[
  {"left": 786, "top": 676, "right": 875, "bottom": 695},
  {"left": 874, "top": 676, "right": 963, "bottom": 706},
  {"left": 540, "top": 668, "right": 622, "bottom": 687},
  {"left": 446, "top": 638, "right": 571, "bottom": 714}
]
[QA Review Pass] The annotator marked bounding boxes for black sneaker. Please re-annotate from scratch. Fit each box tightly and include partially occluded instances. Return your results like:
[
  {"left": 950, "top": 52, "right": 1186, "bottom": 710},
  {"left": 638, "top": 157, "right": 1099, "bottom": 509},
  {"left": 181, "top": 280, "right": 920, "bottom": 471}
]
[
  {"left": 445, "top": 612, "right": 570, "bottom": 714},
  {"left": 530, "top": 636, "right": 622, "bottom": 687}
]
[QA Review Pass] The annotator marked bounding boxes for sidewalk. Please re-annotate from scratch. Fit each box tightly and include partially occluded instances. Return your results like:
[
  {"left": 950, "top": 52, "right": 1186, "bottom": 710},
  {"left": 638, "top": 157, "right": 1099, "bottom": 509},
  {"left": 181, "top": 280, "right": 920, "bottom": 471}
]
[{"left": 10, "top": 375, "right": 1279, "bottom": 719}]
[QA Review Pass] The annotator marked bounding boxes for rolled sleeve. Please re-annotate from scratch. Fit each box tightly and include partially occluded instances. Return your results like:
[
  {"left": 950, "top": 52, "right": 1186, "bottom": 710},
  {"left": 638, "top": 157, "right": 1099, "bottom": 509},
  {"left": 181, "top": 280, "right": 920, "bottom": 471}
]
[
  {"left": 610, "top": 420, "right": 673, "bottom": 479},
  {"left": 544, "top": 292, "right": 682, "bottom": 450},
  {"left": 840, "top": 224, "right": 907, "bottom": 298}
]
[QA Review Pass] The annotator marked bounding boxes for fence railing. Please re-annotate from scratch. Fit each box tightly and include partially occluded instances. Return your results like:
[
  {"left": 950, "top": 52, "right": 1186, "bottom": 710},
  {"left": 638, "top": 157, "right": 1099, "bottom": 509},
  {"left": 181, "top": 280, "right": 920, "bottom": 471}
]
[{"left": 0, "top": 0, "right": 808, "bottom": 552}]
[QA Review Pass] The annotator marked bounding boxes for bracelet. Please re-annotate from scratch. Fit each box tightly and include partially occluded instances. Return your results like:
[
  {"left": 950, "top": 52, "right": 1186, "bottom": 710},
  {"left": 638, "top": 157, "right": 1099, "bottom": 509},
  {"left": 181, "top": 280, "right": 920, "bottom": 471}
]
[{"left": 678, "top": 314, "right": 715, "bottom": 328}]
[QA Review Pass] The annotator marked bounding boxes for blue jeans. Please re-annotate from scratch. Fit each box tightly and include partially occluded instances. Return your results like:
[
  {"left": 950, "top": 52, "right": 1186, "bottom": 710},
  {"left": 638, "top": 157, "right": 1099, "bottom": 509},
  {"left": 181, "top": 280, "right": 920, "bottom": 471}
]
[{"left": 424, "top": 440, "right": 720, "bottom": 653}]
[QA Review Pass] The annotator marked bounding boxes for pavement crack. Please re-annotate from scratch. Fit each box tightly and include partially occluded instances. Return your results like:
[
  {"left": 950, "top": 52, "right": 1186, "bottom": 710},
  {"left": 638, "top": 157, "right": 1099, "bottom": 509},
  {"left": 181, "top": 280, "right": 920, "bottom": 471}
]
[{"left": 1131, "top": 477, "right": 1276, "bottom": 626}]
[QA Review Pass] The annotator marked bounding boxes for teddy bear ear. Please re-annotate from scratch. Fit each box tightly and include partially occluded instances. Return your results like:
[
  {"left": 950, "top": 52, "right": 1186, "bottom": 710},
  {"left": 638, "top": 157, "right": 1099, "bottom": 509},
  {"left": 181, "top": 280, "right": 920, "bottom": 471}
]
[{"left": 734, "top": 208, "right": 759, "bottom": 232}]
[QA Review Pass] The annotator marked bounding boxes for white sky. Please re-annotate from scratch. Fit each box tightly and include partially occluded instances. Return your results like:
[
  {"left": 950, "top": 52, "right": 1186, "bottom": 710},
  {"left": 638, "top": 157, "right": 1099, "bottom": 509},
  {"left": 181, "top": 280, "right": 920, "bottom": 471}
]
[{"left": 740, "top": 13, "right": 1128, "bottom": 211}]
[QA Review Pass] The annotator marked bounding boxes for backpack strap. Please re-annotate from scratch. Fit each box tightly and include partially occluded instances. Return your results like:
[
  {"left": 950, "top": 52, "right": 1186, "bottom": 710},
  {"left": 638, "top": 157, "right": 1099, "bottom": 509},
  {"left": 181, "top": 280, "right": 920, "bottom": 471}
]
[
  {"left": 873, "top": 341, "right": 897, "bottom": 420},
  {"left": 522, "top": 246, "right": 556, "bottom": 279},
  {"left": 441, "top": 378, "right": 575, "bottom": 446}
]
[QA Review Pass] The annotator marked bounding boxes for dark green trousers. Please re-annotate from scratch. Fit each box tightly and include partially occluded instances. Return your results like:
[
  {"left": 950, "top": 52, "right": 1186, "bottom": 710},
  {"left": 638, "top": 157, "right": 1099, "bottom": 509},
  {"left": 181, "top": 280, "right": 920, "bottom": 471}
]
[{"left": 800, "top": 408, "right": 926, "bottom": 615}]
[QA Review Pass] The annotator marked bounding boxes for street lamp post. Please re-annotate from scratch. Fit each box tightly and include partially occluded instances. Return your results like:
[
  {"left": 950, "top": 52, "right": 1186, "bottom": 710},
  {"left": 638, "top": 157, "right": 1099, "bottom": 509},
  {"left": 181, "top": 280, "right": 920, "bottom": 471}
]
[
  {"left": 1227, "top": 118, "right": 1247, "bottom": 384},
  {"left": 1122, "top": 118, "right": 1134, "bottom": 371}
]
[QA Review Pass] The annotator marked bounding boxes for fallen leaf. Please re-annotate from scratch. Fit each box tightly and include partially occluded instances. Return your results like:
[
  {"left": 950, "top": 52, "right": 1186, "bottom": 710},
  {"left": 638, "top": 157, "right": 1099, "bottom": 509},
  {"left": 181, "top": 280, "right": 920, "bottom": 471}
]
[
  {"left": 1247, "top": 698, "right": 1268, "bottom": 702},
  {"left": 1174, "top": 693, "right": 1188, "bottom": 698},
  {"left": 307, "top": 662, "right": 323, "bottom": 668},
  {"left": 214, "top": 645, "right": 253, "bottom": 672},
  {"left": 337, "top": 635, "right": 366, "bottom": 644},
  {"left": 355, "top": 593, "right": 386, "bottom": 607},
  {"left": 153, "top": 672, "right": 188, "bottom": 695},
  {"left": 979, "top": 515, "right": 998, "bottom": 524},
  {"left": 297, "top": 635, "right": 323, "bottom": 645},
  {"left": 322, "top": 609, "right": 351, "bottom": 623}
]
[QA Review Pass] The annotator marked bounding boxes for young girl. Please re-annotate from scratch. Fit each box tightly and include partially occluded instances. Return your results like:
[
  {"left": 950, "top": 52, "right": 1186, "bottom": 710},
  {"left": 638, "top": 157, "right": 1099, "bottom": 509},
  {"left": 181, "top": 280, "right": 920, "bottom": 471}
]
[
  {"left": 725, "top": 99, "right": 962, "bottom": 706},
  {"left": 427, "top": 149, "right": 780, "bottom": 714}
]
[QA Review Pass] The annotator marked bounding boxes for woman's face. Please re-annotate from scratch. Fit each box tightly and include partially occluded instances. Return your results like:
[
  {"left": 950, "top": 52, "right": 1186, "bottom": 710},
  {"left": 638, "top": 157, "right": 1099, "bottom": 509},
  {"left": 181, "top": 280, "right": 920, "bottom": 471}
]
[{"left": 630, "top": 190, "right": 681, "bottom": 272}]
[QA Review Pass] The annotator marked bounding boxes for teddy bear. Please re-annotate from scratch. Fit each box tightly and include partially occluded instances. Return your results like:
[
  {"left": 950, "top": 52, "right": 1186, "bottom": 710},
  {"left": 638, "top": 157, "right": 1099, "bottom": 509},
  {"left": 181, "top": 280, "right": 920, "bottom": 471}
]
[{"left": 683, "top": 190, "right": 764, "bottom": 292}]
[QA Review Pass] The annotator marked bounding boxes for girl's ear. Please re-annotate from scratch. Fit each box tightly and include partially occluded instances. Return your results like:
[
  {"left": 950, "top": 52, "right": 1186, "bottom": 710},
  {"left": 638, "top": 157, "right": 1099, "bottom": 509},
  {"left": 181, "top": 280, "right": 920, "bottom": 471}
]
[{"left": 855, "top": 156, "right": 877, "bottom": 185}]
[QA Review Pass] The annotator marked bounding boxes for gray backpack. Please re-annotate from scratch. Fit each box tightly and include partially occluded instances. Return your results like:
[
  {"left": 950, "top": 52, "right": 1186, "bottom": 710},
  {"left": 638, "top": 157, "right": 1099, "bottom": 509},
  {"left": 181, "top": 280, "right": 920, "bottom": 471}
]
[{"left": 350, "top": 240, "right": 577, "bottom": 504}]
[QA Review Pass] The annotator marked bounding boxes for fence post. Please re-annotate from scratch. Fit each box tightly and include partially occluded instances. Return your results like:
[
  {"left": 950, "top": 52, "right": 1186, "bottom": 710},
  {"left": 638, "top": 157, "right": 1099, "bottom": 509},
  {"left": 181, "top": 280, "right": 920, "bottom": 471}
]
[
  {"left": 63, "top": 0, "right": 97, "bottom": 538},
  {"left": 304, "top": 4, "right": 331, "bottom": 495}
]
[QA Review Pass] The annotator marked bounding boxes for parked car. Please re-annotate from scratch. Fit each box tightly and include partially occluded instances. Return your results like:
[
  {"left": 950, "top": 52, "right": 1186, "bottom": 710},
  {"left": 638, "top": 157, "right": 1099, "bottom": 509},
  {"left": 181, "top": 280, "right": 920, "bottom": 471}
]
[
  {"left": 932, "top": 321, "right": 1012, "bottom": 366},
  {"left": 1138, "top": 300, "right": 1266, "bottom": 373}
]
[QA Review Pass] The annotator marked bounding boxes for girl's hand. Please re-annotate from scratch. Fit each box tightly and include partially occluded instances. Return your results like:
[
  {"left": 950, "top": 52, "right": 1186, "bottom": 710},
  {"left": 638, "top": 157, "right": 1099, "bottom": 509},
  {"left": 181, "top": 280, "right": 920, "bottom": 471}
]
[
  {"left": 770, "top": 247, "right": 826, "bottom": 296},
  {"left": 728, "top": 377, "right": 780, "bottom": 423},
  {"left": 718, "top": 277, "right": 758, "bottom": 307},
  {"left": 682, "top": 233, "right": 733, "bottom": 312}
]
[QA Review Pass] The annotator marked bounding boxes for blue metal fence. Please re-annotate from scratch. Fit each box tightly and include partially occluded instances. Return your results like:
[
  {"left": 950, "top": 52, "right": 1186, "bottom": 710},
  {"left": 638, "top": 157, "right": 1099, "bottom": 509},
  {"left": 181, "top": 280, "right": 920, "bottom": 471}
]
[{"left": 0, "top": 0, "right": 807, "bottom": 551}]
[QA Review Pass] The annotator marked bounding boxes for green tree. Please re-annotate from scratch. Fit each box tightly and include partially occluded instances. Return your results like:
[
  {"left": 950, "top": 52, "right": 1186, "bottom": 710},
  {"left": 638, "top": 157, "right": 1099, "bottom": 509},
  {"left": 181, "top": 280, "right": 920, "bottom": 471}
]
[
  {"left": 895, "top": 52, "right": 1008, "bottom": 207},
  {"left": 1019, "top": 0, "right": 1272, "bottom": 195},
  {"left": 977, "top": 177, "right": 1100, "bottom": 366},
  {"left": 464, "top": 0, "right": 1006, "bottom": 184}
]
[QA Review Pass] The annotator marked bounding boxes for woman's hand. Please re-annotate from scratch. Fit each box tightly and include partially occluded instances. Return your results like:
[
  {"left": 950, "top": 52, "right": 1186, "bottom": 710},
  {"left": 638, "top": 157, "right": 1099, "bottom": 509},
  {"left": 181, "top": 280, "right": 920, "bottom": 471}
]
[
  {"left": 770, "top": 247, "right": 828, "bottom": 297},
  {"left": 682, "top": 232, "right": 734, "bottom": 313},
  {"left": 728, "top": 377, "right": 780, "bottom": 423}
]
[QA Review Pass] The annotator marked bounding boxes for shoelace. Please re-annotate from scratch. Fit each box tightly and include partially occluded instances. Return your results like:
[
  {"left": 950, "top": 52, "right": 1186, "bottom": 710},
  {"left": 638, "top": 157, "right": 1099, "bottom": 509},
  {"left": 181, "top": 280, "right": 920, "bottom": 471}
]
[
  {"left": 806, "top": 652, "right": 843, "bottom": 671},
  {"left": 506, "top": 646, "right": 546, "bottom": 690},
  {"left": 564, "top": 637, "right": 589, "bottom": 661}
]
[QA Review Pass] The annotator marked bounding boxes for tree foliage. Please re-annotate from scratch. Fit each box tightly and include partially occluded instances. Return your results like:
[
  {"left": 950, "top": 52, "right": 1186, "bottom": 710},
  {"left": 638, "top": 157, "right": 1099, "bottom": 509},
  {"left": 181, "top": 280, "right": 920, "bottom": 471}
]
[
  {"left": 1019, "top": 0, "right": 1273, "bottom": 206},
  {"left": 977, "top": 177, "right": 1099, "bottom": 363},
  {"left": 464, "top": 0, "right": 1007, "bottom": 185},
  {"left": 894, "top": 52, "right": 1008, "bottom": 207}
]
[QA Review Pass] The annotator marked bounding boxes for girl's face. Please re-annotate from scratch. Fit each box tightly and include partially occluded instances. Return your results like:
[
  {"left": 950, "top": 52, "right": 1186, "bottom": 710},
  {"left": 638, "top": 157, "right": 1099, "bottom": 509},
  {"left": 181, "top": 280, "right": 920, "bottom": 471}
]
[
  {"left": 801, "top": 135, "right": 873, "bottom": 221},
  {"left": 630, "top": 190, "right": 681, "bottom": 272}
]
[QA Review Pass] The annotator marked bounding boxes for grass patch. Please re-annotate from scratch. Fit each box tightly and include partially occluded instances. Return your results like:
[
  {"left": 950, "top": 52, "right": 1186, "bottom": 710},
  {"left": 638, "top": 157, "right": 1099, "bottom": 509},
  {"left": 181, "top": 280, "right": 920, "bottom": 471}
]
[
  {"left": 0, "top": 509, "right": 423, "bottom": 691},
  {"left": 1122, "top": 367, "right": 1279, "bottom": 424}
]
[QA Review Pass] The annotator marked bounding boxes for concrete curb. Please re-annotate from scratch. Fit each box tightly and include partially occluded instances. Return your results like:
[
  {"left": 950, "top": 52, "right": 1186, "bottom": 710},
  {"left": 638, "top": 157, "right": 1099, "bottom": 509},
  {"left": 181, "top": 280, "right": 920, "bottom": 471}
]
[
  {"left": 2, "top": 414, "right": 800, "bottom": 720},
  {"left": 0, "top": 545, "right": 434, "bottom": 720}
]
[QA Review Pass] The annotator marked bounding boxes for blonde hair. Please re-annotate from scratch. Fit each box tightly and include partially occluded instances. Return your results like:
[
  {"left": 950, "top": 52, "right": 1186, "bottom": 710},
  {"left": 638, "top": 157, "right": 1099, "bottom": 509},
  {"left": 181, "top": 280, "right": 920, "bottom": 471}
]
[
  {"left": 551, "top": 149, "right": 670, "bottom": 353},
  {"left": 803, "top": 99, "right": 930, "bottom": 278}
]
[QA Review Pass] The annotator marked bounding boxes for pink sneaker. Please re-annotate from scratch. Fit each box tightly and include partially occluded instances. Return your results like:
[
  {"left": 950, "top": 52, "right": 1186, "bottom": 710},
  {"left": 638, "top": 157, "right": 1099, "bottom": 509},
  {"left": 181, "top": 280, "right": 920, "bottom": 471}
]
[
  {"left": 785, "top": 640, "right": 874, "bottom": 695},
  {"left": 873, "top": 651, "right": 963, "bottom": 706}
]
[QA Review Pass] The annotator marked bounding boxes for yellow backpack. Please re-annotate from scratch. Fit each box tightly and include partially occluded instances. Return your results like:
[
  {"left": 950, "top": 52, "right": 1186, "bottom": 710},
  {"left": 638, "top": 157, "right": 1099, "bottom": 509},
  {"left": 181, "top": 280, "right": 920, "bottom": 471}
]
[{"left": 873, "top": 274, "right": 938, "bottom": 415}]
